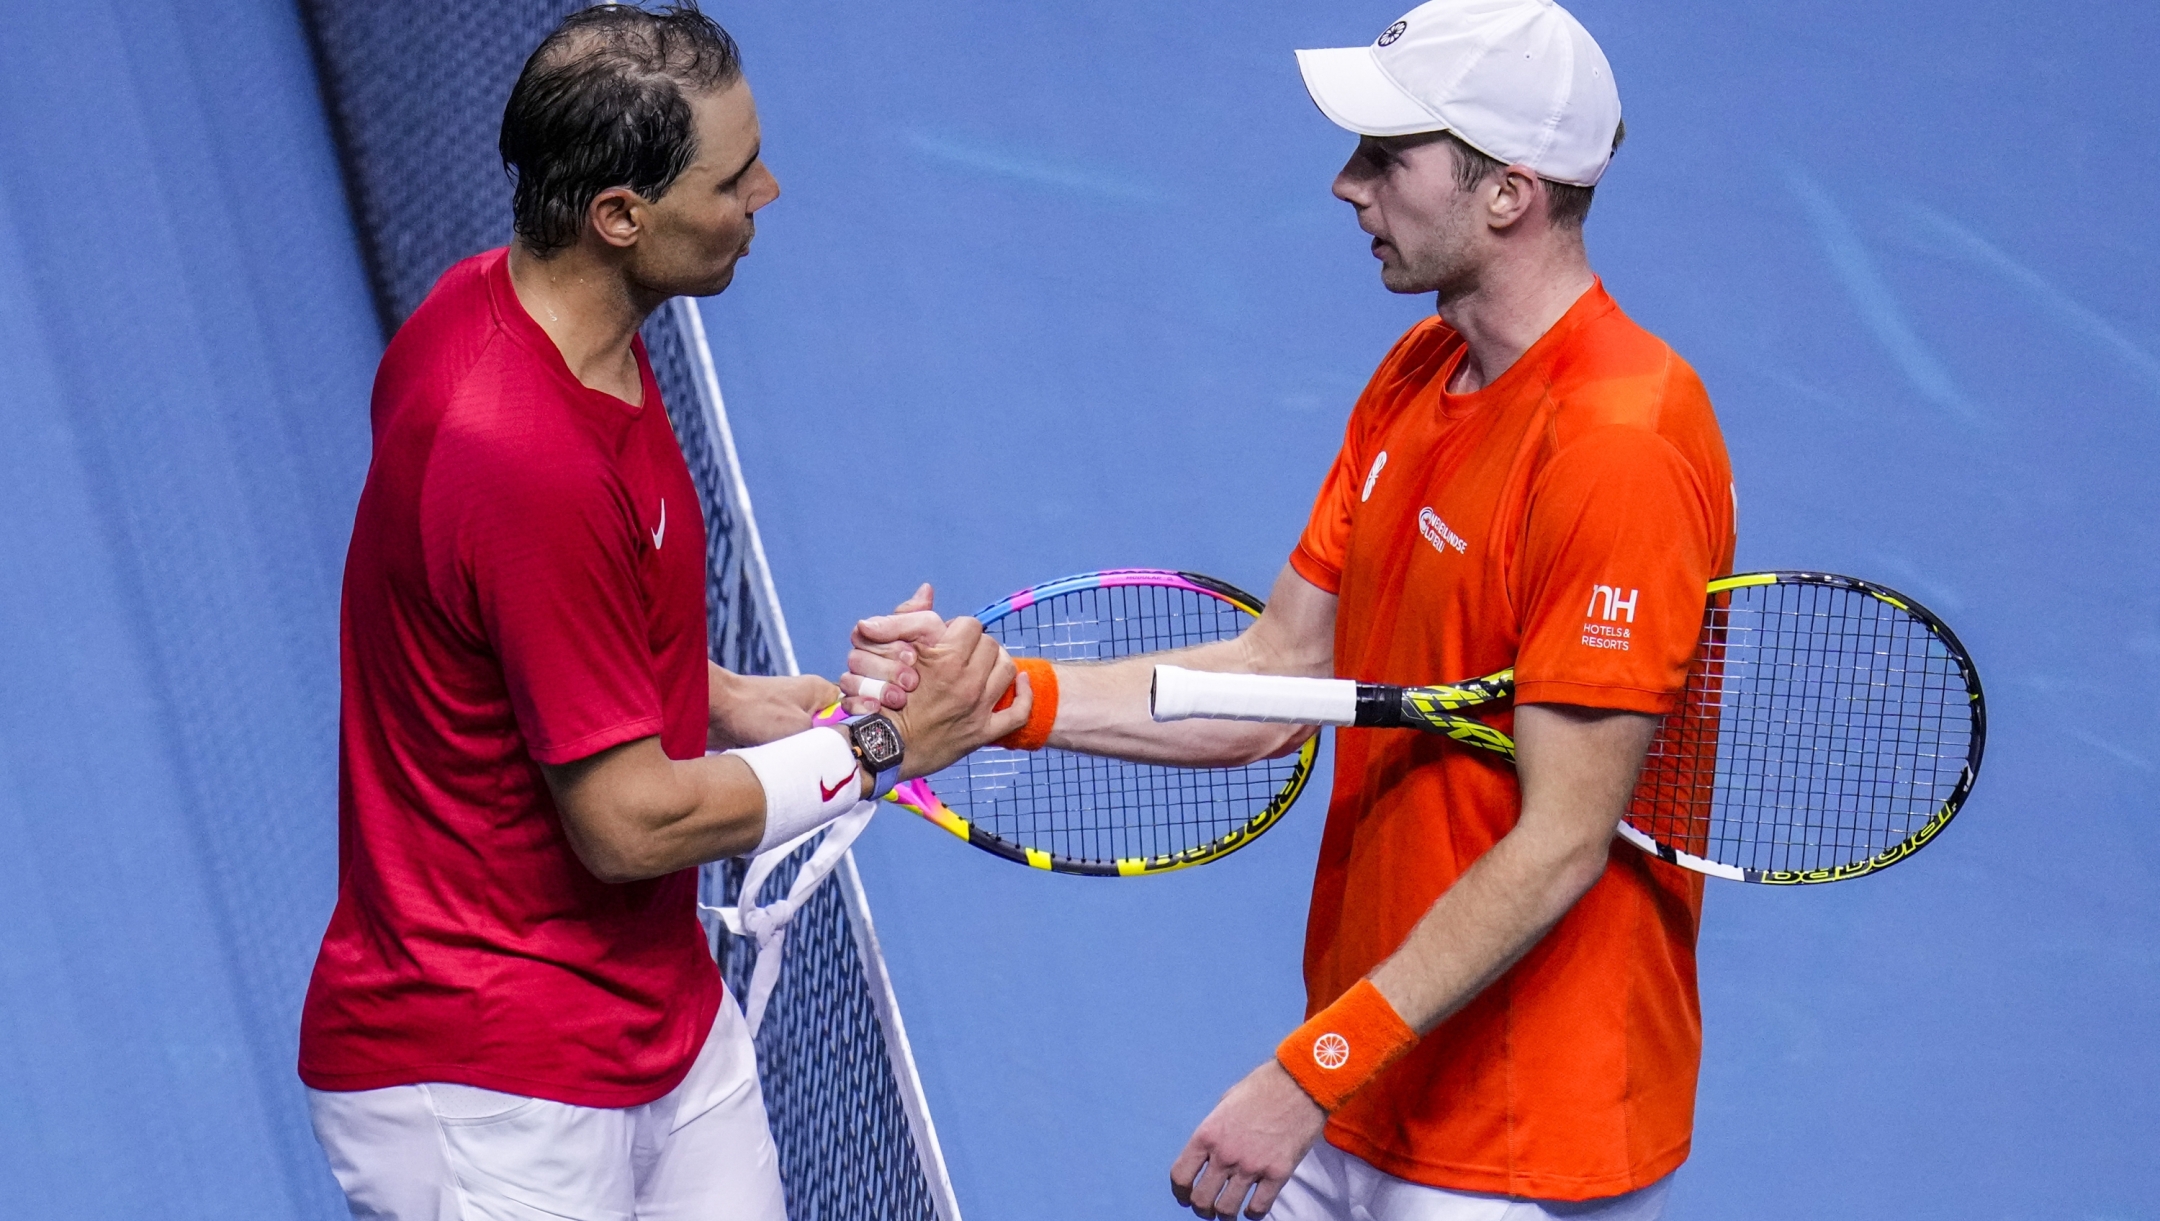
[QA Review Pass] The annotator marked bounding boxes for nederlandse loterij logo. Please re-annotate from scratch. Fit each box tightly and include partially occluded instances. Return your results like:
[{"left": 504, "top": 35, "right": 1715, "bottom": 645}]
[
  {"left": 1361, "top": 451, "right": 1389, "bottom": 502},
  {"left": 1377, "top": 19, "right": 1408, "bottom": 46},
  {"left": 1418, "top": 507, "right": 1466, "bottom": 556},
  {"left": 1313, "top": 1032, "right": 1351, "bottom": 1070}
]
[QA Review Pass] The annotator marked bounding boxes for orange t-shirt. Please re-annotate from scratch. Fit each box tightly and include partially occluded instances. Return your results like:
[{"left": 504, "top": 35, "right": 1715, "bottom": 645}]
[{"left": 1291, "top": 283, "right": 1735, "bottom": 1200}]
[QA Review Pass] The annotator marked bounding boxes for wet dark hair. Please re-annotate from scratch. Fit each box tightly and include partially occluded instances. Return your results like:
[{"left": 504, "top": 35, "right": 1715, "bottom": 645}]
[
  {"left": 1440, "top": 120, "right": 1626, "bottom": 230},
  {"left": 499, "top": 3, "right": 743, "bottom": 255}
]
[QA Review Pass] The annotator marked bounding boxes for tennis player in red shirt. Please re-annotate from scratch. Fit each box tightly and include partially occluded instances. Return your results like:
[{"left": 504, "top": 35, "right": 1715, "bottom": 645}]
[
  {"left": 849, "top": 2, "right": 1733, "bottom": 1218},
  {"left": 299, "top": 8, "right": 1026, "bottom": 1218}
]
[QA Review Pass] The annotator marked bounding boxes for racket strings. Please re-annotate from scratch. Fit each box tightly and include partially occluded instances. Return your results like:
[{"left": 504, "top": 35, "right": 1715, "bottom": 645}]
[
  {"left": 1633, "top": 582, "right": 1974, "bottom": 875},
  {"left": 947, "top": 583, "right": 1303, "bottom": 866}
]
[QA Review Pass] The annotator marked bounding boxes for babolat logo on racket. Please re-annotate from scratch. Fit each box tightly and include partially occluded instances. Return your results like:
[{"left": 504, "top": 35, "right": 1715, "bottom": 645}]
[
  {"left": 1418, "top": 507, "right": 1466, "bottom": 556},
  {"left": 1377, "top": 19, "right": 1408, "bottom": 45},
  {"left": 1312, "top": 1032, "right": 1351, "bottom": 1070}
]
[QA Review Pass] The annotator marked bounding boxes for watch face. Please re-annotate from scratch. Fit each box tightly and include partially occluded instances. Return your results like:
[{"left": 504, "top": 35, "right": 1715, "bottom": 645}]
[{"left": 855, "top": 716, "right": 904, "bottom": 769}]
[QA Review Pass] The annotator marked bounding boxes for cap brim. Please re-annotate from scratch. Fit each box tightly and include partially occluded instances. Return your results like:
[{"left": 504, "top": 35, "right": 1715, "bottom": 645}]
[{"left": 1294, "top": 46, "right": 1444, "bottom": 137}]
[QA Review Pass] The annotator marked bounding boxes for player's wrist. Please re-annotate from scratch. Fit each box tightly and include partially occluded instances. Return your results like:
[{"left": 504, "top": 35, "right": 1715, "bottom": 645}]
[
  {"left": 993, "top": 658, "right": 1059, "bottom": 751},
  {"left": 882, "top": 703, "right": 934, "bottom": 781},
  {"left": 726, "top": 726, "right": 864, "bottom": 855},
  {"left": 840, "top": 711, "right": 904, "bottom": 800},
  {"left": 1274, "top": 979, "right": 1417, "bottom": 1112}
]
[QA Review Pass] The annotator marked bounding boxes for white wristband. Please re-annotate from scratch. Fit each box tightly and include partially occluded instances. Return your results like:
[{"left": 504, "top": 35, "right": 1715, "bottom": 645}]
[{"left": 727, "top": 726, "right": 864, "bottom": 855}]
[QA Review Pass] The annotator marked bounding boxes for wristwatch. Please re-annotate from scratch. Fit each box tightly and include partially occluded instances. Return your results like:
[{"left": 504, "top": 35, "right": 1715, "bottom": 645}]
[{"left": 842, "top": 712, "right": 905, "bottom": 801}]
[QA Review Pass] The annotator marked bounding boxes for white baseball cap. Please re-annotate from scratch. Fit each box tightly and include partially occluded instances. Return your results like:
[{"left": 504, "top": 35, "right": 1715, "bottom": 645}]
[{"left": 1295, "top": 0, "right": 1622, "bottom": 187}]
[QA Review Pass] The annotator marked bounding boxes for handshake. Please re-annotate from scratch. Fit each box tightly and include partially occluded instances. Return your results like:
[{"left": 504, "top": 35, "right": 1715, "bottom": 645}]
[{"left": 830, "top": 583, "right": 1045, "bottom": 783}]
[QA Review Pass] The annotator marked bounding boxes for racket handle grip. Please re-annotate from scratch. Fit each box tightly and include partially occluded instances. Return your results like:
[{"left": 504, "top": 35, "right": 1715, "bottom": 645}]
[{"left": 1150, "top": 666, "right": 1360, "bottom": 727}]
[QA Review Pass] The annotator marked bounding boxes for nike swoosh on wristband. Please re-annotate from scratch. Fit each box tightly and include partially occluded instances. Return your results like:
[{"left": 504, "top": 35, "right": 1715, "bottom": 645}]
[{"left": 819, "top": 769, "right": 858, "bottom": 802}]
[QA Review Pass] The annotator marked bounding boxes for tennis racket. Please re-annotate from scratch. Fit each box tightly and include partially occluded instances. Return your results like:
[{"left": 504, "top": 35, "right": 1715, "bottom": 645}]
[
  {"left": 1152, "top": 571, "right": 1985, "bottom": 885},
  {"left": 850, "top": 570, "right": 1318, "bottom": 877}
]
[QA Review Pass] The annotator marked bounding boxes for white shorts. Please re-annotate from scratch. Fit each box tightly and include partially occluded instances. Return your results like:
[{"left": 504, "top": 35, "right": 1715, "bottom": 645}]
[
  {"left": 1269, "top": 1141, "right": 1673, "bottom": 1221},
  {"left": 307, "top": 997, "right": 785, "bottom": 1221}
]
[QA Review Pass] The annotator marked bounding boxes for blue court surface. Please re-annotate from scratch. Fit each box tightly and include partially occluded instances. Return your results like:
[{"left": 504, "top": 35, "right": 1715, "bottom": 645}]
[{"left": 1, "top": 1, "right": 2155, "bottom": 1218}]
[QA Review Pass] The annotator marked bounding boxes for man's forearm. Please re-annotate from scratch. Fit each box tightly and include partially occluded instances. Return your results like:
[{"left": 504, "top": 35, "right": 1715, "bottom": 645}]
[
  {"left": 548, "top": 740, "right": 772, "bottom": 883},
  {"left": 620, "top": 751, "right": 773, "bottom": 875},
  {"left": 1366, "top": 704, "right": 1655, "bottom": 1032},
  {"left": 707, "top": 664, "right": 837, "bottom": 751},
  {"left": 1045, "top": 565, "right": 1338, "bottom": 766},
  {"left": 1366, "top": 814, "right": 1614, "bottom": 1032},
  {"left": 1046, "top": 636, "right": 1312, "bottom": 766}
]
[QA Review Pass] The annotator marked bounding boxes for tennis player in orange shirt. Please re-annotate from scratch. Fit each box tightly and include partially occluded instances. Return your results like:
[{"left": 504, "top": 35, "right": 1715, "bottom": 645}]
[{"left": 849, "top": 2, "right": 1734, "bottom": 1217}]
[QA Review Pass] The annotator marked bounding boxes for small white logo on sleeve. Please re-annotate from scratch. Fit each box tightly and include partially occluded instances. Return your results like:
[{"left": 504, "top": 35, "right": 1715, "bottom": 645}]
[
  {"left": 651, "top": 499, "right": 667, "bottom": 551},
  {"left": 1582, "top": 584, "right": 1638, "bottom": 649},
  {"left": 1417, "top": 507, "right": 1466, "bottom": 556},
  {"left": 1313, "top": 1032, "right": 1351, "bottom": 1070},
  {"left": 1361, "top": 451, "right": 1388, "bottom": 502}
]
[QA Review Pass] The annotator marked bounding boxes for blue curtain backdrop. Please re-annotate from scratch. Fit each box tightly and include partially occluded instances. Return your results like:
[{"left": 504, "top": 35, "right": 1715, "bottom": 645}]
[{"left": 1, "top": 1, "right": 2154, "bottom": 1219}]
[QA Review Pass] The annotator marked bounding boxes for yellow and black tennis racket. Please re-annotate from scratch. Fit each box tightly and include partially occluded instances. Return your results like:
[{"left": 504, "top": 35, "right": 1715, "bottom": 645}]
[
  {"left": 871, "top": 570, "right": 1318, "bottom": 877},
  {"left": 1152, "top": 571, "right": 1986, "bottom": 884}
]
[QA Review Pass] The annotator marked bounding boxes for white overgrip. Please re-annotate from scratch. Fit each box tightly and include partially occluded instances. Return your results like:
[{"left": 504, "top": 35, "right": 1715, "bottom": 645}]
[{"left": 1150, "top": 665, "right": 1360, "bottom": 727}]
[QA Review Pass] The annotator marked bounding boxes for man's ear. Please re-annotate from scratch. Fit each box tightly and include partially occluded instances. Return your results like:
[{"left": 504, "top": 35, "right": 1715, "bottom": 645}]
[
  {"left": 587, "top": 186, "right": 644, "bottom": 249},
  {"left": 1486, "top": 165, "right": 1543, "bottom": 232}
]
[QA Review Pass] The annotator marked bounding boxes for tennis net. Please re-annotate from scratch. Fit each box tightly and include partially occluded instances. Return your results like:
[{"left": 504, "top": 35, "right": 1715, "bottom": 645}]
[{"left": 300, "top": 3, "right": 958, "bottom": 1216}]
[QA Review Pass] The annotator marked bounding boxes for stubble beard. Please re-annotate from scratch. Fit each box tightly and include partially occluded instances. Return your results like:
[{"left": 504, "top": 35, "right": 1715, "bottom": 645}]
[
  {"left": 631, "top": 223, "right": 746, "bottom": 302},
  {"left": 1380, "top": 235, "right": 1477, "bottom": 301}
]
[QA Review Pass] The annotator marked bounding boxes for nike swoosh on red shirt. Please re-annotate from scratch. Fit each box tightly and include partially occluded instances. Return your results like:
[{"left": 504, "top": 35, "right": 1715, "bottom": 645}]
[{"left": 819, "top": 770, "right": 858, "bottom": 802}]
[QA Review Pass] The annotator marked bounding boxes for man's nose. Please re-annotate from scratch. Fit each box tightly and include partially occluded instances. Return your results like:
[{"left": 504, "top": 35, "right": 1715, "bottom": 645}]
[{"left": 750, "top": 164, "right": 781, "bottom": 211}]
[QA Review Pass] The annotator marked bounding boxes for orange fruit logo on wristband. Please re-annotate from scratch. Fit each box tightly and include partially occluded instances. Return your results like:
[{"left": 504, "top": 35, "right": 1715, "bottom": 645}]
[{"left": 1312, "top": 1032, "right": 1351, "bottom": 1070}]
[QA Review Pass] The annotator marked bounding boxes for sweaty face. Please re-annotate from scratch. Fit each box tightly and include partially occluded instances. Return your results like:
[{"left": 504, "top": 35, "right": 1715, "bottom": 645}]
[
  {"left": 629, "top": 81, "right": 780, "bottom": 299},
  {"left": 1332, "top": 133, "right": 1487, "bottom": 298}
]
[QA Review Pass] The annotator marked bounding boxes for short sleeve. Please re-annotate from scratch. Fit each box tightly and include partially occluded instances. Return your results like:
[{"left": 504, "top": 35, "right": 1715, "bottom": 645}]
[
  {"left": 460, "top": 450, "right": 665, "bottom": 766},
  {"left": 1514, "top": 426, "right": 1719, "bottom": 714},
  {"left": 1292, "top": 322, "right": 1454, "bottom": 592},
  {"left": 1291, "top": 413, "right": 1367, "bottom": 595}
]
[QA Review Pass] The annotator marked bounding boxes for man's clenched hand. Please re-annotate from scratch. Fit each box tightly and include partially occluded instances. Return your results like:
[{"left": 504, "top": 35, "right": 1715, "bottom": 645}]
[
  {"left": 843, "top": 582, "right": 947, "bottom": 713},
  {"left": 884, "top": 615, "right": 1028, "bottom": 778},
  {"left": 707, "top": 666, "right": 841, "bottom": 751}
]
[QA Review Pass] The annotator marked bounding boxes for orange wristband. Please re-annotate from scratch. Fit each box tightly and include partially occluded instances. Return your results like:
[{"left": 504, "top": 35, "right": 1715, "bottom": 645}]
[
  {"left": 992, "top": 658, "right": 1059, "bottom": 751},
  {"left": 1275, "top": 980, "right": 1417, "bottom": 1112}
]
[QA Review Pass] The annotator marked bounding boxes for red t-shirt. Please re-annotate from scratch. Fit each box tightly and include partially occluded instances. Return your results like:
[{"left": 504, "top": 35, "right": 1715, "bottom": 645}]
[
  {"left": 1292, "top": 284, "right": 1735, "bottom": 1198},
  {"left": 299, "top": 249, "right": 720, "bottom": 1107}
]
